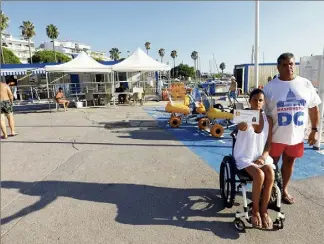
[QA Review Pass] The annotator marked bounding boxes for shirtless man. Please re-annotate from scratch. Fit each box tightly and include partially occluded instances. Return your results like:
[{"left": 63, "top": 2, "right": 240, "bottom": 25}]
[
  {"left": 0, "top": 82, "right": 17, "bottom": 139},
  {"left": 55, "top": 87, "right": 70, "bottom": 111},
  {"left": 228, "top": 76, "right": 238, "bottom": 103}
]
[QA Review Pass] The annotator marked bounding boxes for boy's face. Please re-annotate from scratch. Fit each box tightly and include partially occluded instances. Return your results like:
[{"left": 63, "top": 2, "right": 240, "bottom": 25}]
[{"left": 250, "top": 93, "right": 264, "bottom": 110}]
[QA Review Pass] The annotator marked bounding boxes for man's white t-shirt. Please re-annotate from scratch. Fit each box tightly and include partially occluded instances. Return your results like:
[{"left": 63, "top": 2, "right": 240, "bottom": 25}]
[{"left": 263, "top": 76, "right": 321, "bottom": 145}]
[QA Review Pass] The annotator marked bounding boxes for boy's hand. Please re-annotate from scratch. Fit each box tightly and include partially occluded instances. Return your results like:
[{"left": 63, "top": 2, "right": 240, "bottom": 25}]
[
  {"left": 237, "top": 122, "right": 248, "bottom": 131},
  {"left": 254, "top": 157, "right": 265, "bottom": 166}
]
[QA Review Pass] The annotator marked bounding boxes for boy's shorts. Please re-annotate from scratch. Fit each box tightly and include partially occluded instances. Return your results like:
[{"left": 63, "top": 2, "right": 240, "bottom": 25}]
[{"left": 270, "top": 142, "right": 304, "bottom": 158}]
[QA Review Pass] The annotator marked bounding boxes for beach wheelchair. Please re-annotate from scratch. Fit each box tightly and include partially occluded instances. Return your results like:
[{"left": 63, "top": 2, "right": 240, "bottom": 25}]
[
  {"left": 165, "top": 89, "right": 207, "bottom": 128},
  {"left": 196, "top": 92, "right": 235, "bottom": 138},
  {"left": 219, "top": 130, "right": 285, "bottom": 231}
]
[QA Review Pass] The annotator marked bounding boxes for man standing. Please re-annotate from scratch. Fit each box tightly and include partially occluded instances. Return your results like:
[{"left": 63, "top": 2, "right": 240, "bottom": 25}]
[
  {"left": 228, "top": 76, "right": 238, "bottom": 103},
  {"left": 0, "top": 82, "right": 17, "bottom": 139},
  {"left": 263, "top": 53, "right": 321, "bottom": 204}
]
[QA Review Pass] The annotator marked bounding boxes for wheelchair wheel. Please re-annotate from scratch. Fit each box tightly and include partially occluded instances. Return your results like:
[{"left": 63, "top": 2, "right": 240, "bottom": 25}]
[
  {"left": 169, "top": 116, "right": 181, "bottom": 128},
  {"left": 219, "top": 156, "right": 236, "bottom": 208},
  {"left": 210, "top": 123, "right": 224, "bottom": 138},
  {"left": 198, "top": 118, "right": 209, "bottom": 130},
  {"left": 234, "top": 218, "right": 246, "bottom": 232}
]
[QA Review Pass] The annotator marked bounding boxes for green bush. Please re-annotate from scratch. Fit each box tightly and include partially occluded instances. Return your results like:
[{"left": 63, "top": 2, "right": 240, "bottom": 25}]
[
  {"left": 30, "top": 50, "right": 71, "bottom": 63},
  {"left": 2, "top": 47, "right": 21, "bottom": 64}
]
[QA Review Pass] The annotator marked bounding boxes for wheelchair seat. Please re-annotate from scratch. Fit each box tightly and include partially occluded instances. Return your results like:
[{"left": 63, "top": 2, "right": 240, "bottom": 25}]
[{"left": 236, "top": 169, "right": 253, "bottom": 182}]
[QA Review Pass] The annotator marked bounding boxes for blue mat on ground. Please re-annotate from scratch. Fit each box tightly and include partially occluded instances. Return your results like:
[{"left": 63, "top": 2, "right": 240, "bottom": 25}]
[{"left": 144, "top": 106, "right": 324, "bottom": 181}]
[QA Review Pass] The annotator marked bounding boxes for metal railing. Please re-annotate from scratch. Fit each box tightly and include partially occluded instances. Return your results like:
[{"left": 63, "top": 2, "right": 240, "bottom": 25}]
[{"left": 12, "top": 82, "right": 162, "bottom": 106}]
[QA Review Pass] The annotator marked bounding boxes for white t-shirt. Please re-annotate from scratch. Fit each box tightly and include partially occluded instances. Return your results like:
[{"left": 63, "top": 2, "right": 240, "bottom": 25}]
[
  {"left": 263, "top": 76, "right": 321, "bottom": 145},
  {"left": 234, "top": 112, "right": 273, "bottom": 170}
]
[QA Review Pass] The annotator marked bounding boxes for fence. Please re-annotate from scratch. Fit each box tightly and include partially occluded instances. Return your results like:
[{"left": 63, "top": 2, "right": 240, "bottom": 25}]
[{"left": 12, "top": 81, "right": 163, "bottom": 107}]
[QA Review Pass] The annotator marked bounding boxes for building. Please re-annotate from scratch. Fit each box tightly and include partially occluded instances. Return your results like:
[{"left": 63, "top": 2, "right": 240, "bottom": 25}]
[
  {"left": 233, "top": 62, "right": 300, "bottom": 94},
  {"left": 1, "top": 33, "right": 36, "bottom": 64},
  {"left": 37, "top": 40, "right": 111, "bottom": 61}
]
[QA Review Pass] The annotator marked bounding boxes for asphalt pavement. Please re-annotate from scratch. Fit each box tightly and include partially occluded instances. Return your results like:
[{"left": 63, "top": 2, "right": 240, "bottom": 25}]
[{"left": 1, "top": 104, "right": 323, "bottom": 244}]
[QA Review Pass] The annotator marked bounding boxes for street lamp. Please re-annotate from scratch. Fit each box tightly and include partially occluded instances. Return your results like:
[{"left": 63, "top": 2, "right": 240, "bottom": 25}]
[
  {"left": 254, "top": 0, "right": 260, "bottom": 88},
  {"left": 0, "top": 0, "right": 3, "bottom": 65}
]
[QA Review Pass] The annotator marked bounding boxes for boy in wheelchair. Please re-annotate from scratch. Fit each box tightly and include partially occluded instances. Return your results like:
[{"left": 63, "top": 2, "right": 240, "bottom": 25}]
[{"left": 220, "top": 89, "right": 285, "bottom": 230}]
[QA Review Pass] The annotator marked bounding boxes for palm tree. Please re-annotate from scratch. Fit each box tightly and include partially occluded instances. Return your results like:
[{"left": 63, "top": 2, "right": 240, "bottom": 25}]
[
  {"left": 20, "top": 21, "right": 36, "bottom": 63},
  {"left": 144, "top": 42, "right": 151, "bottom": 54},
  {"left": 170, "top": 50, "right": 177, "bottom": 78},
  {"left": 191, "top": 51, "right": 198, "bottom": 79},
  {"left": 219, "top": 62, "right": 226, "bottom": 75},
  {"left": 109, "top": 48, "right": 121, "bottom": 61},
  {"left": 46, "top": 24, "right": 59, "bottom": 63},
  {"left": 158, "top": 48, "right": 165, "bottom": 63},
  {"left": 0, "top": 12, "right": 9, "bottom": 64}
]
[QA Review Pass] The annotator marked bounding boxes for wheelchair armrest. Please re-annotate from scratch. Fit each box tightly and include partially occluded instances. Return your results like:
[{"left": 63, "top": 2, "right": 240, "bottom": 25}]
[{"left": 230, "top": 129, "right": 238, "bottom": 139}]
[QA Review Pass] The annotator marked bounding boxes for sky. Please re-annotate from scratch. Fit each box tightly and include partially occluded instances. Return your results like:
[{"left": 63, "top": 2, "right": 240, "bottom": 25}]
[{"left": 2, "top": 1, "right": 324, "bottom": 73}]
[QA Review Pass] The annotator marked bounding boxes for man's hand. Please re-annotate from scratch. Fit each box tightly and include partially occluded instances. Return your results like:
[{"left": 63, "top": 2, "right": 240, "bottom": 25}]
[
  {"left": 308, "top": 131, "right": 317, "bottom": 146},
  {"left": 237, "top": 122, "right": 248, "bottom": 131}
]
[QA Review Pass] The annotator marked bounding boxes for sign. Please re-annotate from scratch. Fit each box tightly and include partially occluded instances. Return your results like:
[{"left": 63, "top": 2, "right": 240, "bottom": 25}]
[
  {"left": 233, "top": 109, "right": 259, "bottom": 125},
  {"left": 300, "top": 54, "right": 324, "bottom": 150},
  {"left": 300, "top": 55, "right": 322, "bottom": 88}
]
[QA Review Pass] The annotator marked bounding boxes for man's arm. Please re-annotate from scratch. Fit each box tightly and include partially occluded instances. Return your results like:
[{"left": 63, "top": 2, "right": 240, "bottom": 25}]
[
  {"left": 308, "top": 106, "right": 319, "bottom": 146},
  {"left": 6, "top": 85, "right": 14, "bottom": 103},
  {"left": 307, "top": 79, "right": 321, "bottom": 130},
  {"left": 309, "top": 106, "right": 319, "bottom": 129}
]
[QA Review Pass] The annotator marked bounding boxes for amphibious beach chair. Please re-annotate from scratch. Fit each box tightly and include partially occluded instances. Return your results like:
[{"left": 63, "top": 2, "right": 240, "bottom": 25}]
[
  {"left": 165, "top": 88, "right": 206, "bottom": 128},
  {"left": 197, "top": 92, "right": 235, "bottom": 138}
]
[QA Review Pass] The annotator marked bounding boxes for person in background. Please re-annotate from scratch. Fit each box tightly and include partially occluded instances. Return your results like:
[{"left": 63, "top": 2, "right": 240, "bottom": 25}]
[
  {"left": 55, "top": 87, "right": 70, "bottom": 111},
  {"left": 6, "top": 76, "right": 18, "bottom": 100},
  {"left": 228, "top": 76, "right": 238, "bottom": 103},
  {"left": 117, "top": 83, "right": 127, "bottom": 104},
  {"left": 263, "top": 53, "right": 321, "bottom": 204},
  {"left": 0, "top": 82, "right": 18, "bottom": 139},
  {"left": 267, "top": 76, "right": 272, "bottom": 83}
]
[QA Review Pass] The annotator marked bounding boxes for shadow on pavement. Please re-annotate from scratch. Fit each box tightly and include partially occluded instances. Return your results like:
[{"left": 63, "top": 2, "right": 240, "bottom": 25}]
[
  {"left": 1, "top": 140, "right": 232, "bottom": 148},
  {"left": 15, "top": 125, "right": 101, "bottom": 128},
  {"left": 114, "top": 128, "right": 232, "bottom": 144},
  {"left": 99, "top": 120, "right": 158, "bottom": 129},
  {"left": 1, "top": 181, "right": 239, "bottom": 239}
]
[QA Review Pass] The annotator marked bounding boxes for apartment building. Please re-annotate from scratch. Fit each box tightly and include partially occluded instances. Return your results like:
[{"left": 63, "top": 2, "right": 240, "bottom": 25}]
[
  {"left": 38, "top": 40, "right": 111, "bottom": 61},
  {"left": 1, "top": 33, "right": 35, "bottom": 64}
]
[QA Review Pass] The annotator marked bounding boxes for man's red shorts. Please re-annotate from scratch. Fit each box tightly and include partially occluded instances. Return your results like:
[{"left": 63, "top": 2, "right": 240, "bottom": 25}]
[{"left": 270, "top": 142, "right": 304, "bottom": 158}]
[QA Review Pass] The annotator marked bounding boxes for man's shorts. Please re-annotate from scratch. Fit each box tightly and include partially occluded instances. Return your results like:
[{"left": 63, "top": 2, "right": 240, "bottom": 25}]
[
  {"left": 0, "top": 100, "right": 13, "bottom": 114},
  {"left": 270, "top": 142, "right": 304, "bottom": 158},
  {"left": 229, "top": 91, "right": 237, "bottom": 99}
]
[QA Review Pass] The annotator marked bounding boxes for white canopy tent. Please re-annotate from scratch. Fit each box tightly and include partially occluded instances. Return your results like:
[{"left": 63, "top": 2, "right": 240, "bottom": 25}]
[
  {"left": 112, "top": 47, "right": 171, "bottom": 72},
  {"left": 45, "top": 51, "right": 112, "bottom": 73},
  {"left": 111, "top": 47, "right": 171, "bottom": 105},
  {"left": 44, "top": 52, "right": 113, "bottom": 109}
]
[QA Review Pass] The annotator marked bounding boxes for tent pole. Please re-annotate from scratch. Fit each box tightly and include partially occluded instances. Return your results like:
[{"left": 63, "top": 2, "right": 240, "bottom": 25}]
[
  {"left": 112, "top": 72, "right": 116, "bottom": 107},
  {"left": 46, "top": 72, "right": 51, "bottom": 112}
]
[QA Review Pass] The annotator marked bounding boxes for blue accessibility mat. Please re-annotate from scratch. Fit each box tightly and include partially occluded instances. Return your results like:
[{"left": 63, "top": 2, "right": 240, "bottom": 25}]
[{"left": 144, "top": 106, "right": 324, "bottom": 180}]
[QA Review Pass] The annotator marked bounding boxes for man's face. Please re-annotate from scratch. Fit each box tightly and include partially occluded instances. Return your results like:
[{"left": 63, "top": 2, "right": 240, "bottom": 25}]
[{"left": 277, "top": 57, "right": 295, "bottom": 79}]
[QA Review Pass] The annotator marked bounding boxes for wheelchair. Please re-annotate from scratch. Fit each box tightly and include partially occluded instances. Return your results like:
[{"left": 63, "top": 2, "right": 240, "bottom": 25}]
[{"left": 219, "top": 130, "right": 285, "bottom": 231}]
